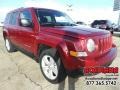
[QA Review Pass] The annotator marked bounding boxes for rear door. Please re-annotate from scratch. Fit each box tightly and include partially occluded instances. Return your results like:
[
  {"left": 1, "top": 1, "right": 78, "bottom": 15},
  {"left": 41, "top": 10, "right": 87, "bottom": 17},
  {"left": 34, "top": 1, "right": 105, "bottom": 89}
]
[{"left": 5, "top": 12, "right": 20, "bottom": 45}]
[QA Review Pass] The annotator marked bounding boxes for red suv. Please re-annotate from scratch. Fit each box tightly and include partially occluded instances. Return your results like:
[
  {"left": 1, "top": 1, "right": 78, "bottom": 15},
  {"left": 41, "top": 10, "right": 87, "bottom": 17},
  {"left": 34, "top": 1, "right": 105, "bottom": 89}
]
[{"left": 3, "top": 7, "right": 117, "bottom": 83}]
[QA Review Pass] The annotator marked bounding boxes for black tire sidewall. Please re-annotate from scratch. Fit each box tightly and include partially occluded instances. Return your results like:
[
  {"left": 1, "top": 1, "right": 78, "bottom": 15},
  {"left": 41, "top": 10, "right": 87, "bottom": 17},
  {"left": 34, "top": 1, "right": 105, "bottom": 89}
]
[{"left": 5, "top": 38, "right": 15, "bottom": 52}]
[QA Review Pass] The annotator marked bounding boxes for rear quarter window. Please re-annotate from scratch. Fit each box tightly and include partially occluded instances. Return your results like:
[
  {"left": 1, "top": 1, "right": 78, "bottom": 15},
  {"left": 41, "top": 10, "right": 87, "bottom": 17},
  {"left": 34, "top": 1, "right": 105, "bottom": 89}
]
[
  {"left": 4, "top": 13, "right": 11, "bottom": 24},
  {"left": 9, "top": 12, "right": 19, "bottom": 25}
]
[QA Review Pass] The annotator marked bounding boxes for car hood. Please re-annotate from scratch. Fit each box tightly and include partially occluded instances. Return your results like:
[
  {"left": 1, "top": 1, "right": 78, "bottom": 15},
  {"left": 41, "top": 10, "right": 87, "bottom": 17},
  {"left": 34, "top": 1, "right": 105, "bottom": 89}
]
[{"left": 41, "top": 25, "right": 110, "bottom": 39}]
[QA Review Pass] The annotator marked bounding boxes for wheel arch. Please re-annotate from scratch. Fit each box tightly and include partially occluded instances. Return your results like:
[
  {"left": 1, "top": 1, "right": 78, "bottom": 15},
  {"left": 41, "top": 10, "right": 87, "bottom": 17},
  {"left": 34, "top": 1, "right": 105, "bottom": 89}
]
[
  {"left": 36, "top": 42, "right": 68, "bottom": 63},
  {"left": 3, "top": 31, "right": 8, "bottom": 39},
  {"left": 35, "top": 44, "right": 53, "bottom": 62}
]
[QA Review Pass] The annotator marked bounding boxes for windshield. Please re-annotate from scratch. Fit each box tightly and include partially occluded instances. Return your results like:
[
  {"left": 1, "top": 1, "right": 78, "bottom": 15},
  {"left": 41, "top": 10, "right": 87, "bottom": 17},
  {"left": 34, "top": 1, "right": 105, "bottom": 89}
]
[{"left": 36, "top": 9, "right": 76, "bottom": 26}]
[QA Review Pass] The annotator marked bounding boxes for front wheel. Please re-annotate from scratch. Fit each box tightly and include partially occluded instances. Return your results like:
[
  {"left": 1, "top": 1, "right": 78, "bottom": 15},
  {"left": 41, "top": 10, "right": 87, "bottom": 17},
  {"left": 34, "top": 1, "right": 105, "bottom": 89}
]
[{"left": 39, "top": 48, "right": 67, "bottom": 84}]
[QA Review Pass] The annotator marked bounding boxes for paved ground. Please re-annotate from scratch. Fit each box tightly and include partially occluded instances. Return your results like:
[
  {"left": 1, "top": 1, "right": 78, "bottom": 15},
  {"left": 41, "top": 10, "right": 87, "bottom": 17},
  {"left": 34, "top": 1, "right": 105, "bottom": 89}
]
[{"left": 0, "top": 27, "right": 120, "bottom": 90}]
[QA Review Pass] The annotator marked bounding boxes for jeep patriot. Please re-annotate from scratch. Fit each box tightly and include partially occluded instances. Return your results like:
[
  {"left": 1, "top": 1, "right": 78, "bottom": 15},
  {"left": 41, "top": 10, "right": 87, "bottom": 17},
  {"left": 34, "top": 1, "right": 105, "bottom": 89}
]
[{"left": 3, "top": 7, "right": 117, "bottom": 83}]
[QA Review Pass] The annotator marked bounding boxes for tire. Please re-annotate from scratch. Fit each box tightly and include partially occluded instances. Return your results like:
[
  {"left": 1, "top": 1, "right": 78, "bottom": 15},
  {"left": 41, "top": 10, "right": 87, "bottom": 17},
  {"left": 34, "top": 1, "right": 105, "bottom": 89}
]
[
  {"left": 110, "top": 31, "right": 113, "bottom": 34},
  {"left": 5, "top": 38, "right": 16, "bottom": 52},
  {"left": 39, "top": 48, "right": 67, "bottom": 84}
]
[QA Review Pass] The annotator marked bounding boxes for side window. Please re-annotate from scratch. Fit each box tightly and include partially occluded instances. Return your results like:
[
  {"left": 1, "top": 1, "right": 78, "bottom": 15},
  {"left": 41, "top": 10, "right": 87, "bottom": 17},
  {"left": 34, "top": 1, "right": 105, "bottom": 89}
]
[
  {"left": 4, "top": 13, "right": 11, "bottom": 24},
  {"left": 20, "top": 10, "right": 32, "bottom": 20},
  {"left": 9, "top": 12, "right": 19, "bottom": 25},
  {"left": 9, "top": 13, "right": 12, "bottom": 24},
  {"left": 43, "top": 16, "right": 52, "bottom": 22}
]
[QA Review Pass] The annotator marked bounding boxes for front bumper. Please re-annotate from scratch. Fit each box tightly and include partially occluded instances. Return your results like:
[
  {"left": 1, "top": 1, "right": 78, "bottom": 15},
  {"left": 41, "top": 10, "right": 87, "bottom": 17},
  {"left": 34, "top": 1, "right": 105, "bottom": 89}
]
[
  {"left": 84, "top": 45, "right": 117, "bottom": 67},
  {"left": 63, "top": 44, "right": 117, "bottom": 73}
]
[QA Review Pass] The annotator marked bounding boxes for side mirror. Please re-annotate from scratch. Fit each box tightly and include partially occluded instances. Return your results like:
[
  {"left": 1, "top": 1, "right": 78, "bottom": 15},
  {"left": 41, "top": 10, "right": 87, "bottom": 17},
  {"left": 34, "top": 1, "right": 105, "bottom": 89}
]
[{"left": 20, "top": 19, "right": 33, "bottom": 27}]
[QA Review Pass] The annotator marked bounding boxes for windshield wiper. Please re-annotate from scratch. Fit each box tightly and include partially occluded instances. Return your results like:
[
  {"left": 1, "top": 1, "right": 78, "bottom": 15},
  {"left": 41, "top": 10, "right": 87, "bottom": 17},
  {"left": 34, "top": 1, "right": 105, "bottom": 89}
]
[
  {"left": 54, "top": 23, "right": 77, "bottom": 26},
  {"left": 40, "top": 22, "right": 77, "bottom": 27},
  {"left": 69, "top": 23, "right": 77, "bottom": 26},
  {"left": 40, "top": 23, "right": 56, "bottom": 27}
]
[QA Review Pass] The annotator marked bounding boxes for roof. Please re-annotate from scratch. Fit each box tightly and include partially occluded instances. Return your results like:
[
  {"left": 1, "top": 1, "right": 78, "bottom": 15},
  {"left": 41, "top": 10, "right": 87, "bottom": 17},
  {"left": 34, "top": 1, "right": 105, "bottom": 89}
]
[{"left": 8, "top": 7, "right": 60, "bottom": 13}]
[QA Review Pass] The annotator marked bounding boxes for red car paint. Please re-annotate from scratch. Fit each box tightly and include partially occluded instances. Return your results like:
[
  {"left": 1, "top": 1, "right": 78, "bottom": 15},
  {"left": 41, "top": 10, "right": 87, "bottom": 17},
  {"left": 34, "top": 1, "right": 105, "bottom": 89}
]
[{"left": 3, "top": 7, "right": 117, "bottom": 73}]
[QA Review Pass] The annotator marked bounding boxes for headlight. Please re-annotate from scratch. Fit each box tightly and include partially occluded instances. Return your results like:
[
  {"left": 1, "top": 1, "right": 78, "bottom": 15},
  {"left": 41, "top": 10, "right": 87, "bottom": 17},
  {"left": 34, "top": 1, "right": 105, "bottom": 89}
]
[{"left": 87, "top": 39, "right": 95, "bottom": 52}]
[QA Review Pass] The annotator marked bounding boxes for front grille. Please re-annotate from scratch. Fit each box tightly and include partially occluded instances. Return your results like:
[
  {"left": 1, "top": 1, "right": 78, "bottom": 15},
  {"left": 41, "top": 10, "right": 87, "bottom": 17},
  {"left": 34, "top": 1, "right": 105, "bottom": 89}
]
[{"left": 98, "top": 36, "right": 112, "bottom": 53}]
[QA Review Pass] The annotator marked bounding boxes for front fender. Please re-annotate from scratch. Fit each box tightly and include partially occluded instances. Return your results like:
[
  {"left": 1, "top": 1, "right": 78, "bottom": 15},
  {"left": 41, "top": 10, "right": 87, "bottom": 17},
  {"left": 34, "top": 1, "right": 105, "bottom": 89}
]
[{"left": 57, "top": 42, "right": 71, "bottom": 71}]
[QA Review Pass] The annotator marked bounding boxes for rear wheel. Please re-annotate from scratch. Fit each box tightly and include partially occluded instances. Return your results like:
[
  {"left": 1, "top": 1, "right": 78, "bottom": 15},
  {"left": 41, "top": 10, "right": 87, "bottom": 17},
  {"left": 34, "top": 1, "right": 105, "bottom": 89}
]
[
  {"left": 39, "top": 48, "right": 67, "bottom": 83},
  {"left": 5, "top": 38, "right": 16, "bottom": 52}
]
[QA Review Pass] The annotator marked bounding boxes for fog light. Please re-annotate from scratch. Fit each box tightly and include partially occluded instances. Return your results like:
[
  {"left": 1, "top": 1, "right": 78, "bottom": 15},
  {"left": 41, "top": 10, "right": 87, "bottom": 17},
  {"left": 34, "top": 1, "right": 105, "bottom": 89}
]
[{"left": 70, "top": 51, "right": 87, "bottom": 57}]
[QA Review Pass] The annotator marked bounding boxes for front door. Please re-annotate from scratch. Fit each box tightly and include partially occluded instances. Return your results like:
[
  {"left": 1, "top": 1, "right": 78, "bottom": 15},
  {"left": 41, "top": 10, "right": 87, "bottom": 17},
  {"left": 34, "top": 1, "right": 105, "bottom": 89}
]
[{"left": 18, "top": 9, "right": 35, "bottom": 53}]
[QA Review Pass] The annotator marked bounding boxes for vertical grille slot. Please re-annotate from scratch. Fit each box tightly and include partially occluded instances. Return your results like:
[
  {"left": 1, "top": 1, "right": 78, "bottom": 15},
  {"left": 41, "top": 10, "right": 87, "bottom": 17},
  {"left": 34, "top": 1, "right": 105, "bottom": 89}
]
[{"left": 98, "top": 36, "right": 112, "bottom": 54}]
